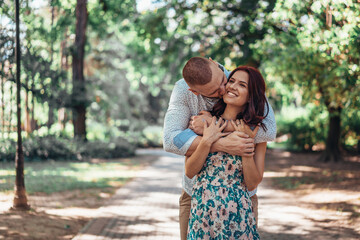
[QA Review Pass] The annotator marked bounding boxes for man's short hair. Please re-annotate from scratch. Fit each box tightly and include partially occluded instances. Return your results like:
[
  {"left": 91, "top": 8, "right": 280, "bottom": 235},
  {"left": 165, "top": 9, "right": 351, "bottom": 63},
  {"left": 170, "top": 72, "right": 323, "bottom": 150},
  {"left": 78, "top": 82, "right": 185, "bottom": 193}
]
[{"left": 182, "top": 57, "right": 212, "bottom": 86}]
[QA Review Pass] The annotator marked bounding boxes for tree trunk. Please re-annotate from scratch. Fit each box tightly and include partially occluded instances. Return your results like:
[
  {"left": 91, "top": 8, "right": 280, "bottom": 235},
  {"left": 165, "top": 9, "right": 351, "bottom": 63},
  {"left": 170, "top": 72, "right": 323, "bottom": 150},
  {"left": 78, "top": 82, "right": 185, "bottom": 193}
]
[
  {"left": 58, "top": 108, "right": 66, "bottom": 131},
  {"left": 24, "top": 77, "right": 31, "bottom": 134},
  {"left": 72, "top": 0, "right": 87, "bottom": 140},
  {"left": 60, "top": 28, "right": 69, "bottom": 70},
  {"left": 13, "top": 0, "right": 30, "bottom": 210},
  {"left": 50, "top": 0, "right": 55, "bottom": 63},
  {"left": 30, "top": 78, "right": 36, "bottom": 132},
  {"left": 9, "top": 81, "right": 13, "bottom": 136},
  {"left": 319, "top": 108, "right": 342, "bottom": 162},
  {"left": 59, "top": 28, "right": 69, "bottom": 131},
  {"left": 47, "top": 104, "right": 54, "bottom": 132},
  {"left": 1, "top": 73, "right": 4, "bottom": 139},
  {"left": 47, "top": 0, "right": 55, "bottom": 133}
]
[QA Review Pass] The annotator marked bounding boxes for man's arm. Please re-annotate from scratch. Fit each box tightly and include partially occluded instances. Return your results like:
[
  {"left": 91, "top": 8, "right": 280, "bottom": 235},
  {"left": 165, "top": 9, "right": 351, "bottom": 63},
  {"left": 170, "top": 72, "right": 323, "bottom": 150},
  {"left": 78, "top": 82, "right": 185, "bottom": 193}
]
[
  {"left": 255, "top": 99, "right": 277, "bottom": 143},
  {"left": 185, "top": 132, "right": 255, "bottom": 157},
  {"left": 163, "top": 80, "right": 198, "bottom": 156},
  {"left": 189, "top": 99, "right": 277, "bottom": 143}
]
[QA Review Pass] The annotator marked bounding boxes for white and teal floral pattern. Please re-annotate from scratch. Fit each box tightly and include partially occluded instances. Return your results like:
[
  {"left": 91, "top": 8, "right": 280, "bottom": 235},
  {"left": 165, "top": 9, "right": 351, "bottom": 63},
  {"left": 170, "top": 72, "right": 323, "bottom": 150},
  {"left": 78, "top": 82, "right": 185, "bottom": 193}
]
[{"left": 188, "top": 152, "right": 259, "bottom": 240}]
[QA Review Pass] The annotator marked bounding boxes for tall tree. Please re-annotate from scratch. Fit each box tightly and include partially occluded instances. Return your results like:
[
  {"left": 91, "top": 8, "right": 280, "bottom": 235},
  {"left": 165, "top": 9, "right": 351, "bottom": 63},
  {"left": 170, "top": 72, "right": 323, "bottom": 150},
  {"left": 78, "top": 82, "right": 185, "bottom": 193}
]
[
  {"left": 13, "top": 0, "right": 30, "bottom": 210},
  {"left": 1, "top": 68, "right": 4, "bottom": 139},
  {"left": 256, "top": 0, "right": 360, "bottom": 161},
  {"left": 9, "top": 79, "right": 13, "bottom": 136},
  {"left": 72, "top": 0, "right": 88, "bottom": 140}
]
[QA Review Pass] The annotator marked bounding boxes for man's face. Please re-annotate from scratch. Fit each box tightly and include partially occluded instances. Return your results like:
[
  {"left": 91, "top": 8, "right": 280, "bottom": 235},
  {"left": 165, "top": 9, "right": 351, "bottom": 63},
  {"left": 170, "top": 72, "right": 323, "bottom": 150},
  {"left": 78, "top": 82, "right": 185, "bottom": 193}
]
[{"left": 189, "top": 61, "right": 227, "bottom": 98}]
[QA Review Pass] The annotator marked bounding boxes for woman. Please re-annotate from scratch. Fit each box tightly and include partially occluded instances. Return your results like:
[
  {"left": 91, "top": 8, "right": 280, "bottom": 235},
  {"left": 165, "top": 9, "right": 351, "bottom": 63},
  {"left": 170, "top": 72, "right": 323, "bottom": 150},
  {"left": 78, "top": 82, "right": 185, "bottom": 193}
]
[{"left": 185, "top": 66, "right": 269, "bottom": 239}]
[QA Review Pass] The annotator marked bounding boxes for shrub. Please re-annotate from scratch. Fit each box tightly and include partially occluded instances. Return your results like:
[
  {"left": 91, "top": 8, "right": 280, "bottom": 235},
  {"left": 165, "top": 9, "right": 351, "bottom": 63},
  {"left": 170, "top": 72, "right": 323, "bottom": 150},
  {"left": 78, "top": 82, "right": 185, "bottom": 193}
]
[
  {"left": 0, "top": 139, "right": 16, "bottom": 162},
  {"left": 276, "top": 106, "right": 327, "bottom": 151},
  {"left": 136, "top": 126, "right": 163, "bottom": 148},
  {"left": 0, "top": 136, "right": 135, "bottom": 162},
  {"left": 23, "top": 135, "right": 75, "bottom": 160},
  {"left": 77, "top": 137, "right": 135, "bottom": 159}
]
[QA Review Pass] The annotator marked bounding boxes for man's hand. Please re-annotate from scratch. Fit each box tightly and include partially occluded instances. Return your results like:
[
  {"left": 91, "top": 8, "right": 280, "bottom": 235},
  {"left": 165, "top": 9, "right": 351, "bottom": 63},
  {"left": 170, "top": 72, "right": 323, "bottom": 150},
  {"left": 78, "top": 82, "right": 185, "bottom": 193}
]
[
  {"left": 189, "top": 111, "right": 212, "bottom": 135},
  {"left": 212, "top": 131, "right": 255, "bottom": 157}
]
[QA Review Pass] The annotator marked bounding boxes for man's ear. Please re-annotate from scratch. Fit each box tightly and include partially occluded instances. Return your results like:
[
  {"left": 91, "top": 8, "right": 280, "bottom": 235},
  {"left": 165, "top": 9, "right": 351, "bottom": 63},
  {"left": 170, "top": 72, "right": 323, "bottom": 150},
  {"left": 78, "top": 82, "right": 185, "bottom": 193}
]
[{"left": 188, "top": 88, "right": 200, "bottom": 96}]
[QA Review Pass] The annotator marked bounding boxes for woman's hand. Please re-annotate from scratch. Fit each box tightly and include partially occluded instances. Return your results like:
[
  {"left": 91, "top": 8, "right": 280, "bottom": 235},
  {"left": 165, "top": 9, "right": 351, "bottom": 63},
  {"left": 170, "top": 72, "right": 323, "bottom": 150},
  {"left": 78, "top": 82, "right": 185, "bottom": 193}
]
[
  {"left": 230, "top": 119, "right": 259, "bottom": 138},
  {"left": 201, "top": 116, "right": 229, "bottom": 146}
]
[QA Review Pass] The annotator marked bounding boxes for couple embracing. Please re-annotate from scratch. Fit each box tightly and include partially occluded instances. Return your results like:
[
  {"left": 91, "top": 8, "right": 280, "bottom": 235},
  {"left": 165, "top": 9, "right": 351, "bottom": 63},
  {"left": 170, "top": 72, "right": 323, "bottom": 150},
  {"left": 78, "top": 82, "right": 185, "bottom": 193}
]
[{"left": 163, "top": 57, "right": 276, "bottom": 239}]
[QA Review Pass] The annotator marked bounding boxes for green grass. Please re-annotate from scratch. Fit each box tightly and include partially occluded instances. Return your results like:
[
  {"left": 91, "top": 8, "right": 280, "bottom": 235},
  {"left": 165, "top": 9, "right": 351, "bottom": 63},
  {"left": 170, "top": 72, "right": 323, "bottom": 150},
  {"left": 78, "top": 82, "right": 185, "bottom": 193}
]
[
  {"left": 272, "top": 176, "right": 316, "bottom": 190},
  {"left": 267, "top": 141, "right": 303, "bottom": 152},
  {"left": 0, "top": 160, "right": 139, "bottom": 194}
]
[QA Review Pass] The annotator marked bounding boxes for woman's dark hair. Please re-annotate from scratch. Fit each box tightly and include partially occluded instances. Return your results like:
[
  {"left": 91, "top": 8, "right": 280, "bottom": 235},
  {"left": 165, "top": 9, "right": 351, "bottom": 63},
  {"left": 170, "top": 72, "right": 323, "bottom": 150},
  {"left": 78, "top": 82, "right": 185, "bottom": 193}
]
[{"left": 211, "top": 66, "right": 269, "bottom": 131}]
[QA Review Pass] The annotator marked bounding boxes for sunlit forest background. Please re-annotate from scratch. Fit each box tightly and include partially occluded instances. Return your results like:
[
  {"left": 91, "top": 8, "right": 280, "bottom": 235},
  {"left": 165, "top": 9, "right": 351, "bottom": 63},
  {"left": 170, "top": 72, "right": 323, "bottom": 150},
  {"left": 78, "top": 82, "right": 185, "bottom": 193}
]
[{"left": 0, "top": 0, "right": 359, "bottom": 163}]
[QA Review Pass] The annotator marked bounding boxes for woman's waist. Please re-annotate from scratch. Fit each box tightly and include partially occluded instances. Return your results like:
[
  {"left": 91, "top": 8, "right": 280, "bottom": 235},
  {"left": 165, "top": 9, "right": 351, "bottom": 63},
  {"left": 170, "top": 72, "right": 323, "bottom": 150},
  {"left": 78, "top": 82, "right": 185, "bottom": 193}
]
[
  {"left": 195, "top": 173, "right": 244, "bottom": 187},
  {"left": 203, "top": 157, "right": 243, "bottom": 175}
]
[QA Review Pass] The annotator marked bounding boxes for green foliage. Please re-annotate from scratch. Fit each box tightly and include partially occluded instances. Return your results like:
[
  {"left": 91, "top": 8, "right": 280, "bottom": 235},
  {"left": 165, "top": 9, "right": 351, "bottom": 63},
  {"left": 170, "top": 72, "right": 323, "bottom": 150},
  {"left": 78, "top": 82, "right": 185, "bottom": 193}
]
[
  {"left": 0, "top": 160, "right": 135, "bottom": 194},
  {"left": 0, "top": 139, "right": 16, "bottom": 161},
  {"left": 253, "top": 0, "right": 360, "bottom": 151},
  {"left": 341, "top": 108, "right": 360, "bottom": 150},
  {"left": 276, "top": 106, "right": 327, "bottom": 151},
  {"left": 272, "top": 176, "right": 316, "bottom": 190},
  {"left": 76, "top": 137, "right": 136, "bottom": 159},
  {"left": 22, "top": 135, "right": 75, "bottom": 160},
  {"left": 0, "top": 136, "right": 135, "bottom": 162},
  {"left": 135, "top": 125, "right": 163, "bottom": 148},
  {"left": 1, "top": 0, "right": 358, "bottom": 155},
  {"left": 257, "top": 0, "right": 360, "bottom": 109}
]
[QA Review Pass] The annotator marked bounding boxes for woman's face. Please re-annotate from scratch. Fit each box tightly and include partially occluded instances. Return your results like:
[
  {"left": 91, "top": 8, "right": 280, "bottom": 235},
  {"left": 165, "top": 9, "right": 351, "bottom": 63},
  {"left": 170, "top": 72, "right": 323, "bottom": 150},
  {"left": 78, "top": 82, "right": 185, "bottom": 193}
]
[{"left": 223, "top": 70, "right": 249, "bottom": 110}]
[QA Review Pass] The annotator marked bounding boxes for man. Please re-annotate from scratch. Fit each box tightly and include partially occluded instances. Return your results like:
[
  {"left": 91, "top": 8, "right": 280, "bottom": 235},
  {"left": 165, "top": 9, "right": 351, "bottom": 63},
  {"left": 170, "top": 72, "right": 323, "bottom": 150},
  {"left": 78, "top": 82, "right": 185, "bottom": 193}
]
[{"left": 163, "top": 57, "right": 276, "bottom": 240}]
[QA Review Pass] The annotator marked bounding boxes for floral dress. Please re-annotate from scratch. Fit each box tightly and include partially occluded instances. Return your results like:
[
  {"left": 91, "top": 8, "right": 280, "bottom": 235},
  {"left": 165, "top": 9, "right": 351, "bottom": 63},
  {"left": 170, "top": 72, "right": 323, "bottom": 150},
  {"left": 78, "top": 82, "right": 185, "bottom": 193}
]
[{"left": 187, "top": 152, "right": 259, "bottom": 240}]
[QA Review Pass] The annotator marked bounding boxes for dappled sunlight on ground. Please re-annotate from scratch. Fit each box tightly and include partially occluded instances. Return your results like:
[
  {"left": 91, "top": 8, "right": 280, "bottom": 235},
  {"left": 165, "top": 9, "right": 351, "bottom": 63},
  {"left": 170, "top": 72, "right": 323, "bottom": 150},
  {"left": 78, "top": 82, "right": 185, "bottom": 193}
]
[
  {"left": 1, "top": 149, "right": 359, "bottom": 239},
  {"left": 0, "top": 189, "right": 112, "bottom": 239},
  {"left": 0, "top": 154, "right": 157, "bottom": 240},
  {"left": 260, "top": 149, "right": 360, "bottom": 238},
  {"left": 73, "top": 153, "right": 183, "bottom": 240}
]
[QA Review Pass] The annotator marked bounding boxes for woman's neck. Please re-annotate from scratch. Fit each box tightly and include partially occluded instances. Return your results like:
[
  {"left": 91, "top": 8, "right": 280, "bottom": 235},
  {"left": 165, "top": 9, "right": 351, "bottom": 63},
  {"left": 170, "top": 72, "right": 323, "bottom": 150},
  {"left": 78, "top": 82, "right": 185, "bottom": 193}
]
[{"left": 221, "top": 105, "right": 244, "bottom": 120}]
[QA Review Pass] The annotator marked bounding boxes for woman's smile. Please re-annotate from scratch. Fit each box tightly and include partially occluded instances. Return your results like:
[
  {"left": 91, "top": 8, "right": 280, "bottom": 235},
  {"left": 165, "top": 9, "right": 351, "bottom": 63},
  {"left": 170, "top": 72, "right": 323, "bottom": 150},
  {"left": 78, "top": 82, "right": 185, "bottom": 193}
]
[{"left": 226, "top": 90, "right": 238, "bottom": 97}]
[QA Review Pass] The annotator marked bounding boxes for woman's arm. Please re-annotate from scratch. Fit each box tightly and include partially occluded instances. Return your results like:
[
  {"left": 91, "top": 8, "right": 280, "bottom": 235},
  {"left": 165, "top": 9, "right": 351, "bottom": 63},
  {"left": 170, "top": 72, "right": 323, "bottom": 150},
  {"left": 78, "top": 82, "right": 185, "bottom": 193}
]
[
  {"left": 242, "top": 142, "right": 267, "bottom": 191},
  {"left": 185, "top": 117, "right": 228, "bottom": 178},
  {"left": 185, "top": 140, "right": 212, "bottom": 179},
  {"left": 229, "top": 120, "right": 266, "bottom": 191}
]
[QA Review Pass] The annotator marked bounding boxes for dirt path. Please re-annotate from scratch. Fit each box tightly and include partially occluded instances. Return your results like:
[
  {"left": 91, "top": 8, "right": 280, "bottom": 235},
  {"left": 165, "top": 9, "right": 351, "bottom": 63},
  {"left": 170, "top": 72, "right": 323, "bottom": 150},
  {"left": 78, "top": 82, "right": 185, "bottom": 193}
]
[
  {"left": 258, "top": 149, "right": 360, "bottom": 240},
  {"left": 72, "top": 149, "right": 360, "bottom": 240},
  {"left": 258, "top": 178, "right": 359, "bottom": 239},
  {"left": 1, "top": 149, "right": 359, "bottom": 239}
]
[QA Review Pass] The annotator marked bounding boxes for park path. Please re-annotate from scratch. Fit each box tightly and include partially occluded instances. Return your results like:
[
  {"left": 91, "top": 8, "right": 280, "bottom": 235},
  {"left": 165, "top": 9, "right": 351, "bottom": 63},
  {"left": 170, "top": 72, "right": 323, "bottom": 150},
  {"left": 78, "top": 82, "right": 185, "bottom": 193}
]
[{"left": 72, "top": 149, "right": 359, "bottom": 240}]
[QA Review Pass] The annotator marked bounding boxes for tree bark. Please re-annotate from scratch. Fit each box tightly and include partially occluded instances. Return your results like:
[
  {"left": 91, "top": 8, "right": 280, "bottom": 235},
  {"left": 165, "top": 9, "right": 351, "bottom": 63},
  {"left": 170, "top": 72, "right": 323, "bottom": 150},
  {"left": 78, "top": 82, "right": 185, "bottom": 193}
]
[
  {"left": 47, "top": 0, "right": 55, "bottom": 133},
  {"left": 72, "top": 0, "right": 87, "bottom": 140},
  {"left": 9, "top": 81, "right": 13, "bottom": 135},
  {"left": 47, "top": 104, "right": 54, "bottom": 132},
  {"left": 319, "top": 108, "right": 342, "bottom": 162},
  {"left": 30, "top": 77, "right": 36, "bottom": 131},
  {"left": 60, "top": 28, "right": 69, "bottom": 70},
  {"left": 1, "top": 72, "right": 4, "bottom": 139},
  {"left": 24, "top": 77, "right": 31, "bottom": 134},
  {"left": 13, "top": 0, "right": 30, "bottom": 210}
]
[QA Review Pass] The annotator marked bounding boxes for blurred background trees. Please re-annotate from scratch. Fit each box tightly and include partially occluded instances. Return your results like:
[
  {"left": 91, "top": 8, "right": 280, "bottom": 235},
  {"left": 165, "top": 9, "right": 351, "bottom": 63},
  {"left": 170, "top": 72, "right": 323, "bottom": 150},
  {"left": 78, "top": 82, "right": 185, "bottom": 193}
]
[{"left": 0, "top": 0, "right": 359, "bottom": 162}]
